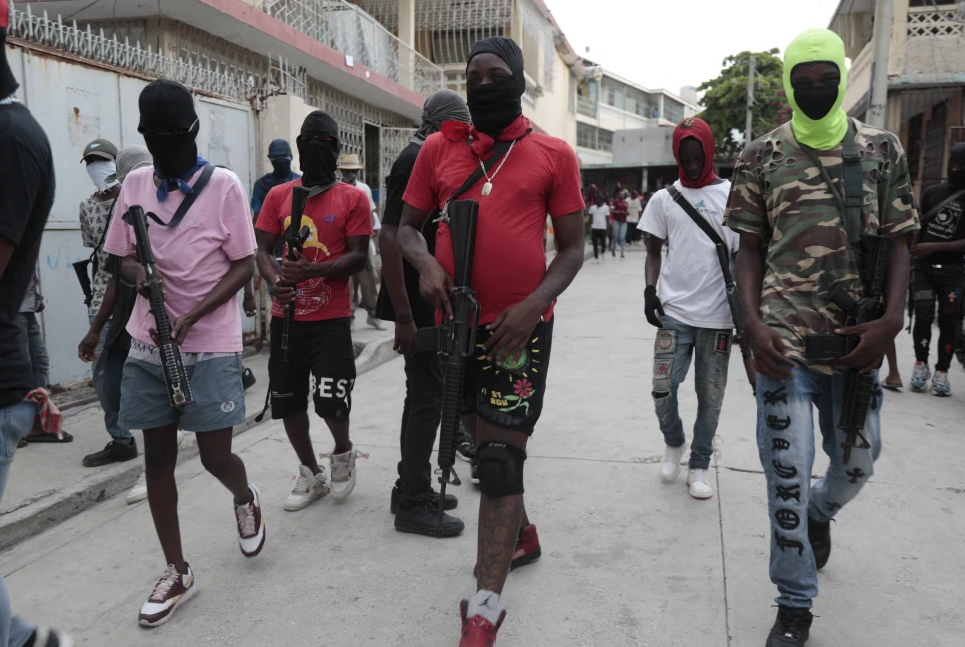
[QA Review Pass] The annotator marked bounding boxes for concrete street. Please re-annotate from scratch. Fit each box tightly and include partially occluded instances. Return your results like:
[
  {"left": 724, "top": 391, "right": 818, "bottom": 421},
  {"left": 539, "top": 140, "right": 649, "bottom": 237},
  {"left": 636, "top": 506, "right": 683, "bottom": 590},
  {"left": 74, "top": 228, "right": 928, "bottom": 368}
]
[{"left": 3, "top": 249, "right": 964, "bottom": 647}]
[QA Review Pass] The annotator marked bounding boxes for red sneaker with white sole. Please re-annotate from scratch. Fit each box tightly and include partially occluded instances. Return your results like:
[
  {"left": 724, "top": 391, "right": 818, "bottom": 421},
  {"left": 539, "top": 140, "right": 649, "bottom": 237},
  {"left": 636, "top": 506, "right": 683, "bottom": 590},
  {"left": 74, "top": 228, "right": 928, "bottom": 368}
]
[
  {"left": 459, "top": 599, "right": 506, "bottom": 647},
  {"left": 474, "top": 524, "right": 542, "bottom": 577}
]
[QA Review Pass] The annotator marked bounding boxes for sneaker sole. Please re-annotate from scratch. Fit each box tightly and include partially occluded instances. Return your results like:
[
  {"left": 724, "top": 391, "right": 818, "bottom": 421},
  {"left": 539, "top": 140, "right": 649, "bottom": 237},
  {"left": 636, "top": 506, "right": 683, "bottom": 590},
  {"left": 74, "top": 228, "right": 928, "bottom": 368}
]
[
  {"left": 394, "top": 518, "right": 464, "bottom": 537},
  {"left": 138, "top": 582, "right": 200, "bottom": 628},
  {"left": 126, "top": 491, "right": 148, "bottom": 505},
  {"left": 239, "top": 485, "right": 267, "bottom": 558},
  {"left": 283, "top": 489, "right": 328, "bottom": 511},
  {"left": 660, "top": 465, "right": 681, "bottom": 484},
  {"left": 910, "top": 382, "right": 928, "bottom": 392},
  {"left": 931, "top": 390, "right": 951, "bottom": 397},
  {"left": 689, "top": 487, "right": 714, "bottom": 500},
  {"left": 83, "top": 453, "right": 139, "bottom": 468},
  {"left": 330, "top": 479, "right": 357, "bottom": 502}
]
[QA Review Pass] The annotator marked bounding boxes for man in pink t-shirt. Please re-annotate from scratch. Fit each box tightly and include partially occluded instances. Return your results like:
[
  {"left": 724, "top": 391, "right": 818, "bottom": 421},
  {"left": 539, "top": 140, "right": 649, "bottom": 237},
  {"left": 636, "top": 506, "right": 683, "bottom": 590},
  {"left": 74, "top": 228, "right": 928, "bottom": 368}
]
[{"left": 103, "top": 80, "right": 264, "bottom": 628}]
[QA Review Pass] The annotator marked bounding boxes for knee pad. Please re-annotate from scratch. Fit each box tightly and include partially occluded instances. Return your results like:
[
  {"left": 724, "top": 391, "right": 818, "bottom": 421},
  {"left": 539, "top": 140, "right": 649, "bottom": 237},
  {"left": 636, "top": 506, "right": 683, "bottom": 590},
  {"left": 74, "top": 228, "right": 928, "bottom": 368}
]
[{"left": 476, "top": 441, "right": 526, "bottom": 498}]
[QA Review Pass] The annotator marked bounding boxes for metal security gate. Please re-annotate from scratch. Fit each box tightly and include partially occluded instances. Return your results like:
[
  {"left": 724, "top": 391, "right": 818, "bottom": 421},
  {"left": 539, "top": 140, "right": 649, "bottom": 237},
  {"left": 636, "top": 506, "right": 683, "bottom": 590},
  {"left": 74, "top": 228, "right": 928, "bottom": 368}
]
[{"left": 380, "top": 127, "right": 417, "bottom": 198}]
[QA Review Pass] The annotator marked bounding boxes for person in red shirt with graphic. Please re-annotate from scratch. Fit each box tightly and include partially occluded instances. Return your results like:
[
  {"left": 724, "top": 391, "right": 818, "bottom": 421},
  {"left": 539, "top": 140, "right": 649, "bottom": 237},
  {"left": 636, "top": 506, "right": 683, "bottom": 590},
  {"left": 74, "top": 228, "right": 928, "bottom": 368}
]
[
  {"left": 398, "top": 37, "right": 586, "bottom": 647},
  {"left": 255, "top": 111, "right": 372, "bottom": 511}
]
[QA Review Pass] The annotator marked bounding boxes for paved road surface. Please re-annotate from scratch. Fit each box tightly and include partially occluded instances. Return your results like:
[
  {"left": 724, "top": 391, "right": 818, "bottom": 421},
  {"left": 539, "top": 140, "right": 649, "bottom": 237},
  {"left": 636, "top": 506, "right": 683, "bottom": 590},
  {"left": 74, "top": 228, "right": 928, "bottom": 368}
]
[{"left": 3, "top": 251, "right": 964, "bottom": 646}]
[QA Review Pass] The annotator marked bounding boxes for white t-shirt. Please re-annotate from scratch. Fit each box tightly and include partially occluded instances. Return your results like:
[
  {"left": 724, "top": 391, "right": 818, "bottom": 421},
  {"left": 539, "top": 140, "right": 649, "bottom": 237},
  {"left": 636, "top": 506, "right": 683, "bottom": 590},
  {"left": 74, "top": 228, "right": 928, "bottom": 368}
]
[
  {"left": 588, "top": 204, "right": 610, "bottom": 230},
  {"left": 352, "top": 179, "right": 380, "bottom": 231},
  {"left": 639, "top": 179, "right": 739, "bottom": 329},
  {"left": 627, "top": 197, "right": 642, "bottom": 224}
]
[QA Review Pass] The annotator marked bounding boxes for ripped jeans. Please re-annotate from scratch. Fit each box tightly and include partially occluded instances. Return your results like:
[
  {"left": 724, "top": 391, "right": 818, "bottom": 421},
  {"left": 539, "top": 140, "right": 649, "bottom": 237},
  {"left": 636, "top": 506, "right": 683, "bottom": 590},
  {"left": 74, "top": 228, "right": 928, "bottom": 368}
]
[
  {"left": 651, "top": 315, "right": 731, "bottom": 469},
  {"left": 756, "top": 364, "right": 882, "bottom": 608}
]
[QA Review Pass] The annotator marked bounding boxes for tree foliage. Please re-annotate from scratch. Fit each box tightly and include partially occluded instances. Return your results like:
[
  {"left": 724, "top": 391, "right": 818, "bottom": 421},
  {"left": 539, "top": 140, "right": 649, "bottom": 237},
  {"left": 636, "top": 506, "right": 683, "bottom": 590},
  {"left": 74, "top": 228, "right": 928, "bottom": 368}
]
[{"left": 696, "top": 49, "right": 791, "bottom": 159}]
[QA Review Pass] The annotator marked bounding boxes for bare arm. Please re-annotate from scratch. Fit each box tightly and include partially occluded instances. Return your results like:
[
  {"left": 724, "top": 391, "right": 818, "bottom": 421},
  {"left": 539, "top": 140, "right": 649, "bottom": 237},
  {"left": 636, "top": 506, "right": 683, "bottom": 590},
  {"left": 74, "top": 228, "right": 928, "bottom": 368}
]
[
  {"left": 398, "top": 202, "right": 453, "bottom": 318},
  {"left": 255, "top": 229, "right": 281, "bottom": 285},
  {"left": 645, "top": 234, "right": 664, "bottom": 287},
  {"left": 526, "top": 211, "right": 585, "bottom": 311},
  {"left": 735, "top": 232, "right": 765, "bottom": 328},
  {"left": 881, "top": 233, "right": 912, "bottom": 331},
  {"left": 278, "top": 236, "right": 368, "bottom": 284},
  {"left": 88, "top": 279, "right": 116, "bottom": 336},
  {"left": 379, "top": 224, "right": 413, "bottom": 322}
]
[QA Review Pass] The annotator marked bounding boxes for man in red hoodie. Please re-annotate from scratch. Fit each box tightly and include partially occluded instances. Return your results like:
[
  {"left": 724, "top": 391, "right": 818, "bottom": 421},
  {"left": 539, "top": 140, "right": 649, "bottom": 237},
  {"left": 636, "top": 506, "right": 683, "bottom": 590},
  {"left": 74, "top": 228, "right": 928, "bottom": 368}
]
[{"left": 398, "top": 36, "right": 585, "bottom": 647}]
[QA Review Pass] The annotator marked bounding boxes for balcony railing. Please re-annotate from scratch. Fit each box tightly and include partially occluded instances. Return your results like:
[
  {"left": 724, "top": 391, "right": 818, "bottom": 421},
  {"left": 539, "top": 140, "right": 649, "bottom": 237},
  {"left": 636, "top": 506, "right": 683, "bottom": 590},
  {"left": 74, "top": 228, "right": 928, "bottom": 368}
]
[
  {"left": 907, "top": 4, "right": 965, "bottom": 39},
  {"left": 254, "top": 0, "right": 444, "bottom": 97},
  {"left": 577, "top": 96, "right": 598, "bottom": 118}
]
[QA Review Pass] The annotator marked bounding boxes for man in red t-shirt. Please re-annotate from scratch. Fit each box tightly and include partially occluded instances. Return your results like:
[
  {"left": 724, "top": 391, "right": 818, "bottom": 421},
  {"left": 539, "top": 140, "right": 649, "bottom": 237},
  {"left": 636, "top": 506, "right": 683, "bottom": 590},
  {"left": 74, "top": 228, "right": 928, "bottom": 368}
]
[
  {"left": 255, "top": 110, "right": 372, "bottom": 511},
  {"left": 398, "top": 37, "right": 586, "bottom": 647}
]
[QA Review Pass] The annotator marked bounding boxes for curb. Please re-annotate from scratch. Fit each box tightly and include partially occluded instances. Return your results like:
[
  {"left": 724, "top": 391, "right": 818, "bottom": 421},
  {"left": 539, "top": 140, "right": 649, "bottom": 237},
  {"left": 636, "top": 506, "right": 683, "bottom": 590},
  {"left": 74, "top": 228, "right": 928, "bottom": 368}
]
[{"left": 0, "top": 335, "right": 398, "bottom": 553}]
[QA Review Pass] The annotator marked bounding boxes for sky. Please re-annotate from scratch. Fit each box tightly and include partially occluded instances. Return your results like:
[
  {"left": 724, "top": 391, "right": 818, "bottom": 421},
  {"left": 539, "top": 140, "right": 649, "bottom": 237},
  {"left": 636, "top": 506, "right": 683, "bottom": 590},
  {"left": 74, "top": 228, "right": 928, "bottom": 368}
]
[{"left": 547, "top": 0, "right": 841, "bottom": 99}]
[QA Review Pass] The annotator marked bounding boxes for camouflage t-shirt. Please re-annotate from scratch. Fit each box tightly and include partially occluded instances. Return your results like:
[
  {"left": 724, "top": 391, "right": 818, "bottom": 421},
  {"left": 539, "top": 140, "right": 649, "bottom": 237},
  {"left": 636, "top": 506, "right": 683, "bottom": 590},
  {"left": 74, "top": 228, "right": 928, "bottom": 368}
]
[{"left": 724, "top": 120, "right": 919, "bottom": 374}]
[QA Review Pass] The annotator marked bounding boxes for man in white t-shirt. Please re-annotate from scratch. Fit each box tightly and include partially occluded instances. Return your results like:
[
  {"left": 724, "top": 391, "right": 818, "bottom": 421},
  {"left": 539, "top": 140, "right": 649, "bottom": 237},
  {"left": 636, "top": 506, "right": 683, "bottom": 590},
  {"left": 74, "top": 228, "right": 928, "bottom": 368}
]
[
  {"left": 640, "top": 118, "right": 738, "bottom": 500},
  {"left": 587, "top": 194, "right": 610, "bottom": 261},
  {"left": 339, "top": 154, "right": 385, "bottom": 330}
]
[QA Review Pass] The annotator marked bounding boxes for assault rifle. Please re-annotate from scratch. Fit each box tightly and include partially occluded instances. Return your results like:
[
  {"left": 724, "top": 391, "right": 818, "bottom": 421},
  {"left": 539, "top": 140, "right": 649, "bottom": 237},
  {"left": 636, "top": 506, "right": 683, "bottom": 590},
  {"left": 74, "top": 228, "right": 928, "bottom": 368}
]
[
  {"left": 125, "top": 205, "right": 193, "bottom": 407},
  {"left": 416, "top": 200, "right": 480, "bottom": 537},
  {"left": 806, "top": 234, "right": 890, "bottom": 464},
  {"left": 281, "top": 186, "right": 311, "bottom": 363}
]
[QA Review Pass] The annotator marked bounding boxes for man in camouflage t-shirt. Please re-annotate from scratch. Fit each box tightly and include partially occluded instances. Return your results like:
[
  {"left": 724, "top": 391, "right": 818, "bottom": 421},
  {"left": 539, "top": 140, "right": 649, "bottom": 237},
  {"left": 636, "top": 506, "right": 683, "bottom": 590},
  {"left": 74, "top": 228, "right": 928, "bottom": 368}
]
[{"left": 725, "top": 29, "right": 918, "bottom": 647}]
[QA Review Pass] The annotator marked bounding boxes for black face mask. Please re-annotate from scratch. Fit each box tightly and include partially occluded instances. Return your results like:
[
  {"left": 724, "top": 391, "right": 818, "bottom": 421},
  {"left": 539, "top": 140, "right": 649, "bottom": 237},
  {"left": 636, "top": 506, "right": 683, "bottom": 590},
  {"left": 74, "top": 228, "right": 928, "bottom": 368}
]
[
  {"left": 298, "top": 138, "right": 339, "bottom": 188},
  {"left": 144, "top": 131, "right": 198, "bottom": 179},
  {"left": 466, "top": 74, "right": 526, "bottom": 138},
  {"left": 271, "top": 157, "right": 292, "bottom": 178},
  {"left": 794, "top": 85, "right": 839, "bottom": 121}
]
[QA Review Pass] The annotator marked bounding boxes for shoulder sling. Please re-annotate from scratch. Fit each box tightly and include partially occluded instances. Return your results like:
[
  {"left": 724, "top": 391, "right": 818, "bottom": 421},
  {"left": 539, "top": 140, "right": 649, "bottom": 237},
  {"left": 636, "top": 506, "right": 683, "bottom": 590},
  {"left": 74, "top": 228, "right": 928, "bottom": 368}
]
[{"left": 145, "top": 164, "right": 216, "bottom": 227}]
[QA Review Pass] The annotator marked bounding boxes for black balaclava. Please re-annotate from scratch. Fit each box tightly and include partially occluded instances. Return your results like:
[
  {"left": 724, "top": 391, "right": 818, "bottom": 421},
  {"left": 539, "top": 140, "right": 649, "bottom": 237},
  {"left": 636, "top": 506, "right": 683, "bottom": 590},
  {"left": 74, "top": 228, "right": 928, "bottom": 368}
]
[
  {"left": 297, "top": 110, "right": 340, "bottom": 188},
  {"left": 0, "top": 0, "right": 20, "bottom": 101},
  {"left": 138, "top": 79, "right": 200, "bottom": 178},
  {"left": 268, "top": 138, "right": 293, "bottom": 179},
  {"left": 466, "top": 37, "right": 526, "bottom": 138},
  {"left": 949, "top": 143, "right": 965, "bottom": 190}
]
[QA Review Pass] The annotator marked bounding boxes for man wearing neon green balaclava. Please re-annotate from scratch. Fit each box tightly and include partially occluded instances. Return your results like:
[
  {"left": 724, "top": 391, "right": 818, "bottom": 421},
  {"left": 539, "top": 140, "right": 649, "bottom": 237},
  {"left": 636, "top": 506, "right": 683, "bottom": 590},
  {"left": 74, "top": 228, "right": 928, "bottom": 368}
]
[{"left": 724, "top": 29, "right": 920, "bottom": 647}]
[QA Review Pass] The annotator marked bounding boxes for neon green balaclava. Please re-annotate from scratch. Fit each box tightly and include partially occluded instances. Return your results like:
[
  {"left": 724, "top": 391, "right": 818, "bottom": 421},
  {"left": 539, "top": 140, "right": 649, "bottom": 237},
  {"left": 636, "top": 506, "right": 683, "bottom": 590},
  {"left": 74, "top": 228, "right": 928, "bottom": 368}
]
[{"left": 783, "top": 29, "right": 849, "bottom": 150}]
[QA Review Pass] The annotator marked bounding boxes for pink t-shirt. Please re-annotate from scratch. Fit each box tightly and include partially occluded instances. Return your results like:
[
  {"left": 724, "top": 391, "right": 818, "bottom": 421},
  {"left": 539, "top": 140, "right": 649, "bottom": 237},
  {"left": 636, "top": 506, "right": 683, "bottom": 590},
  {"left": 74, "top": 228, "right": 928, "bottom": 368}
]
[{"left": 103, "top": 166, "right": 257, "bottom": 353}]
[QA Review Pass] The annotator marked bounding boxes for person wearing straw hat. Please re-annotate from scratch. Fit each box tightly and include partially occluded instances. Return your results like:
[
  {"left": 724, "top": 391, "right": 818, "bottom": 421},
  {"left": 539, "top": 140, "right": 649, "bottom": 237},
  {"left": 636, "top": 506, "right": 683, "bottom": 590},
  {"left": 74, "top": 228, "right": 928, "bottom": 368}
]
[{"left": 339, "top": 153, "right": 385, "bottom": 331}]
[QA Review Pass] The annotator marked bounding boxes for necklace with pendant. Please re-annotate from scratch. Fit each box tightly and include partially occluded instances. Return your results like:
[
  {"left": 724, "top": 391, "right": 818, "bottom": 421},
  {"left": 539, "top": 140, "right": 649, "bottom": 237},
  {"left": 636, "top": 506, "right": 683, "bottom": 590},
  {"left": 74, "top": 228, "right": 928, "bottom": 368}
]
[{"left": 477, "top": 139, "right": 517, "bottom": 196}]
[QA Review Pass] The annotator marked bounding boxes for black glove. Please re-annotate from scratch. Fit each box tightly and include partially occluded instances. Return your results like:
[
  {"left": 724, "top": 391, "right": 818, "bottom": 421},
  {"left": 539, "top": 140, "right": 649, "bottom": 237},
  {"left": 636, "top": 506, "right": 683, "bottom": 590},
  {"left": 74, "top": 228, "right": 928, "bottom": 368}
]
[{"left": 644, "top": 285, "right": 664, "bottom": 328}]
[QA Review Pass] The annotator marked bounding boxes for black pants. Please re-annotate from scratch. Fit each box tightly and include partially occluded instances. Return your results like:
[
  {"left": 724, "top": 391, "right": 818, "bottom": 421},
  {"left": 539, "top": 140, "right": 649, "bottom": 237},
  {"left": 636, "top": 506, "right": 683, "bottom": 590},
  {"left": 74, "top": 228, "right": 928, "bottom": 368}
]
[
  {"left": 396, "top": 349, "right": 444, "bottom": 508},
  {"left": 912, "top": 265, "right": 965, "bottom": 371},
  {"left": 591, "top": 229, "right": 607, "bottom": 259},
  {"left": 626, "top": 221, "right": 638, "bottom": 244}
]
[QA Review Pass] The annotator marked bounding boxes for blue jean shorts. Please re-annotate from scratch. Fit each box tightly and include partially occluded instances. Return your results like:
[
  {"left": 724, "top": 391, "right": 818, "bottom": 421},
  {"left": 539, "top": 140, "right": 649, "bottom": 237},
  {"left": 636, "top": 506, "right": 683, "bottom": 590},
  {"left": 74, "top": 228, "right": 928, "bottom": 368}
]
[{"left": 118, "top": 343, "right": 247, "bottom": 433}]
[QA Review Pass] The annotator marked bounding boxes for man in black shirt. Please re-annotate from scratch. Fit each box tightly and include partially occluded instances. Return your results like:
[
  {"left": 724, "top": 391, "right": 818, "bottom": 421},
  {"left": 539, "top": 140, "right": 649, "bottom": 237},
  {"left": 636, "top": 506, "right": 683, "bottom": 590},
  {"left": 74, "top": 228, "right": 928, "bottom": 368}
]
[
  {"left": 376, "top": 89, "right": 470, "bottom": 536},
  {"left": 0, "top": 3, "right": 72, "bottom": 645},
  {"left": 909, "top": 143, "right": 965, "bottom": 396}
]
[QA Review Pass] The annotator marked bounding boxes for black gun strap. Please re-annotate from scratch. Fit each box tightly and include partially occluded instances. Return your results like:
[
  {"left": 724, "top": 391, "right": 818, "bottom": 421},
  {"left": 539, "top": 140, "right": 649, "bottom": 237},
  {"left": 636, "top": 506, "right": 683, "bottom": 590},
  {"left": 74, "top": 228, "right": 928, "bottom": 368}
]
[
  {"left": 444, "top": 131, "right": 532, "bottom": 210},
  {"left": 146, "top": 164, "right": 216, "bottom": 227},
  {"left": 667, "top": 185, "right": 734, "bottom": 285}
]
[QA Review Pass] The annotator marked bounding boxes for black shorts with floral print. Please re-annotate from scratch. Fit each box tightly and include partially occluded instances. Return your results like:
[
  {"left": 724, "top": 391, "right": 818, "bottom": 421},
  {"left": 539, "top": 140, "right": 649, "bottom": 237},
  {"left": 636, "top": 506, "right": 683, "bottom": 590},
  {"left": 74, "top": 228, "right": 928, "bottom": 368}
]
[{"left": 459, "top": 316, "right": 554, "bottom": 436}]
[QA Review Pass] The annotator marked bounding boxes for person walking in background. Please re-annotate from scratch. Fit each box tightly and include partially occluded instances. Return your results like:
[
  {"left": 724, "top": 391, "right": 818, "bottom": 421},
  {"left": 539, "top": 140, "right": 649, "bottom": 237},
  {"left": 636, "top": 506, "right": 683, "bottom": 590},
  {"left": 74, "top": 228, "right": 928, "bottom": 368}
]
[
  {"left": 726, "top": 30, "right": 918, "bottom": 647},
  {"left": 908, "top": 143, "right": 965, "bottom": 396},
  {"left": 104, "top": 79, "right": 264, "bottom": 627},
  {"left": 0, "top": 1, "right": 73, "bottom": 641},
  {"left": 641, "top": 118, "right": 737, "bottom": 500},
  {"left": 377, "top": 89, "right": 470, "bottom": 538},
  {"left": 339, "top": 153, "right": 385, "bottom": 331},
  {"left": 250, "top": 138, "right": 301, "bottom": 279},
  {"left": 588, "top": 194, "right": 610, "bottom": 262},
  {"left": 610, "top": 190, "right": 628, "bottom": 258},
  {"left": 626, "top": 189, "right": 642, "bottom": 246},
  {"left": 74, "top": 138, "right": 134, "bottom": 459}
]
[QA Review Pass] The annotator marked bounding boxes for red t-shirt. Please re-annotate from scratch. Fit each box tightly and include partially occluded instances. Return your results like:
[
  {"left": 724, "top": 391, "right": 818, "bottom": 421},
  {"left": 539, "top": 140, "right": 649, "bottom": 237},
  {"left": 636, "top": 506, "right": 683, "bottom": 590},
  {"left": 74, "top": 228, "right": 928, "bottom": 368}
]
[
  {"left": 611, "top": 199, "right": 628, "bottom": 223},
  {"left": 255, "top": 180, "right": 373, "bottom": 321},
  {"left": 403, "top": 131, "right": 585, "bottom": 325}
]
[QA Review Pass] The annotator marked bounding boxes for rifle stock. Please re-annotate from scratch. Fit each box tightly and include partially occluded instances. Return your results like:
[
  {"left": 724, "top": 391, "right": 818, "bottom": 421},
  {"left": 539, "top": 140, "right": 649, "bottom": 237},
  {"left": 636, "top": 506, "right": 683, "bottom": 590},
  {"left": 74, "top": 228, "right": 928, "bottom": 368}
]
[
  {"left": 281, "top": 186, "right": 311, "bottom": 363},
  {"left": 126, "top": 205, "right": 193, "bottom": 407}
]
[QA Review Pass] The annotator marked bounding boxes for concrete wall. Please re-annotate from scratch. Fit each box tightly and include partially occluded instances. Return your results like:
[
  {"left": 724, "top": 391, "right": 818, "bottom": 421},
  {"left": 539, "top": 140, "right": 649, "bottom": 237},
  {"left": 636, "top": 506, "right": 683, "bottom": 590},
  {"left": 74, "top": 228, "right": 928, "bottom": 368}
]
[
  {"left": 611, "top": 126, "right": 676, "bottom": 167},
  {"left": 524, "top": 50, "right": 577, "bottom": 147}
]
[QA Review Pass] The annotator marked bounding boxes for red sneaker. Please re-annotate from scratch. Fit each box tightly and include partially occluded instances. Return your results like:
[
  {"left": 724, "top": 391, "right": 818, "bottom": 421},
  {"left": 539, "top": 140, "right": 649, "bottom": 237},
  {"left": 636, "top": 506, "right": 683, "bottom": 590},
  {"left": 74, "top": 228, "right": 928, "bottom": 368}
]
[
  {"left": 473, "top": 524, "right": 542, "bottom": 577},
  {"left": 459, "top": 599, "right": 506, "bottom": 647}
]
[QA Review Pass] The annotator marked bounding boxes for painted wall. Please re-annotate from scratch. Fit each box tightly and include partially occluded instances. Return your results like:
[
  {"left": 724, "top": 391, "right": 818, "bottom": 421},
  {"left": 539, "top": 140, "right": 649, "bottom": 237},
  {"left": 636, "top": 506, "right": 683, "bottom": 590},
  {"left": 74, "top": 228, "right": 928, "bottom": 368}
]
[
  {"left": 523, "top": 49, "right": 577, "bottom": 147},
  {"left": 7, "top": 44, "right": 257, "bottom": 386},
  {"left": 611, "top": 126, "right": 677, "bottom": 167}
]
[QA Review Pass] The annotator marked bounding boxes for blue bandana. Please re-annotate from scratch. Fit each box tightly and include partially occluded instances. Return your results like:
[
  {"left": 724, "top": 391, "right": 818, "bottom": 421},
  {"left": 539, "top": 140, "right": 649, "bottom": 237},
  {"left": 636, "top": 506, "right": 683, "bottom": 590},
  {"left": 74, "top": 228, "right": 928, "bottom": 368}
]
[{"left": 155, "top": 155, "right": 210, "bottom": 202}]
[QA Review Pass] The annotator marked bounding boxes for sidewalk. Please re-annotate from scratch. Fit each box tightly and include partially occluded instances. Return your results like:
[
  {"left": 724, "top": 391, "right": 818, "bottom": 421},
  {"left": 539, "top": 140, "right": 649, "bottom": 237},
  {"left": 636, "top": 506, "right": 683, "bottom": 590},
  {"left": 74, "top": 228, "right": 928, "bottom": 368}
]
[
  {"left": 3, "top": 252, "right": 963, "bottom": 646},
  {"left": 0, "top": 307, "right": 394, "bottom": 552}
]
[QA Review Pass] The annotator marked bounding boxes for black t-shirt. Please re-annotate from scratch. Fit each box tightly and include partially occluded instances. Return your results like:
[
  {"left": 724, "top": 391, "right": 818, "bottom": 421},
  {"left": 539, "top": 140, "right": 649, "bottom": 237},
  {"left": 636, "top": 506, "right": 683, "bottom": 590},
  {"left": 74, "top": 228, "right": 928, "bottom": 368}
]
[
  {"left": 375, "top": 142, "right": 439, "bottom": 328},
  {"left": 0, "top": 103, "right": 55, "bottom": 408},
  {"left": 919, "top": 182, "right": 965, "bottom": 266},
  {"left": 103, "top": 254, "right": 136, "bottom": 351}
]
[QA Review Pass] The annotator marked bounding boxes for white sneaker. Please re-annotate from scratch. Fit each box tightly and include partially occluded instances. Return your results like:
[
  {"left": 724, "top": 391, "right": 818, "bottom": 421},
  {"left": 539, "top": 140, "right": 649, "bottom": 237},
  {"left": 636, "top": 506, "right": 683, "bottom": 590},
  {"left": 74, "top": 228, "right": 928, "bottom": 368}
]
[
  {"left": 235, "top": 484, "right": 266, "bottom": 558},
  {"left": 910, "top": 361, "right": 931, "bottom": 392},
  {"left": 931, "top": 370, "right": 951, "bottom": 397},
  {"left": 126, "top": 431, "right": 184, "bottom": 505},
  {"left": 126, "top": 472, "right": 148, "bottom": 504},
  {"left": 284, "top": 465, "right": 330, "bottom": 511},
  {"left": 325, "top": 445, "right": 368, "bottom": 501},
  {"left": 687, "top": 468, "right": 714, "bottom": 500},
  {"left": 659, "top": 444, "right": 685, "bottom": 483}
]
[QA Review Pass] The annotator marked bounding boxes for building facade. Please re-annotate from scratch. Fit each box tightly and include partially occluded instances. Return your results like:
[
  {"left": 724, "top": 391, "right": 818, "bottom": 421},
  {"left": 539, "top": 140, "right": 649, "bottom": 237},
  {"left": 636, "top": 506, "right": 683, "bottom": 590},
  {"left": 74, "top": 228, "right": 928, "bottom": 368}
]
[{"left": 830, "top": 0, "right": 965, "bottom": 197}]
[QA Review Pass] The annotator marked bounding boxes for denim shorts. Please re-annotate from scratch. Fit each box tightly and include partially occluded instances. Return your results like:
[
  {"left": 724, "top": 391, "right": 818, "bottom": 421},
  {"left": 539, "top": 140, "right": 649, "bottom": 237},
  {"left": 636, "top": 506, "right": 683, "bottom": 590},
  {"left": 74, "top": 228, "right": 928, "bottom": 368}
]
[{"left": 118, "top": 342, "right": 247, "bottom": 432}]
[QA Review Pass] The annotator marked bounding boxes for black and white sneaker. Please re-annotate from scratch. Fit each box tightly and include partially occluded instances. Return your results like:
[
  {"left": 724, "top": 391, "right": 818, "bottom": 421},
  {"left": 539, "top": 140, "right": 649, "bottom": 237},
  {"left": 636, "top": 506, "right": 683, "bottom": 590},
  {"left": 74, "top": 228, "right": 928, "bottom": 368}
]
[
  {"left": 470, "top": 457, "right": 479, "bottom": 485},
  {"left": 27, "top": 627, "right": 74, "bottom": 646},
  {"left": 455, "top": 426, "right": 476, "bottom": 462},
  {"left": 808, "top": 517, "right": 831, "bottom": 570},
  {"left": 766, "top": 606, "right": 812, "bottom": 647}
]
